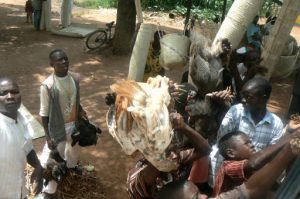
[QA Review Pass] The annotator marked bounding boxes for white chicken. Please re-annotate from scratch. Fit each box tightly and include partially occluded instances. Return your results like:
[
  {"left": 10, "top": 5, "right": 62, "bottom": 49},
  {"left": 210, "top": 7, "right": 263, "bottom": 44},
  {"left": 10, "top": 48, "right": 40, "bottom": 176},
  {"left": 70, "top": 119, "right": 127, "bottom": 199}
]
[{"left": 106, "top": 75, "right": 179, "bottom": 172}]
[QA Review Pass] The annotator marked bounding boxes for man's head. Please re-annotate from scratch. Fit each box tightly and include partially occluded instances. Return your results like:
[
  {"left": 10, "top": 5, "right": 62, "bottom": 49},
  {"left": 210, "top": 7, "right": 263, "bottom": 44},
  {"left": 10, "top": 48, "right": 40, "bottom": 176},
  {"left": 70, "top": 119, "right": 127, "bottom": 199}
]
[
  {"left": 240, "top": 77, "right": 271, "bottom": 112},
  {"left": 0, "top": 77, "right": 21, "bottom": 117},
  {"left": 244, "top": 49, "right": 262, "bottom": 68},
  {"left": 253, "top": 15, "right": 259, "bottom": 25},
  {"left": 157, "top": 180, "right": 207, "bottom": 199},
  {"left": 49, "top": 49, "right": 69, "bottom": 77},
  {"left": 219, "top": 131, "right": 255, "bottom": 160}
]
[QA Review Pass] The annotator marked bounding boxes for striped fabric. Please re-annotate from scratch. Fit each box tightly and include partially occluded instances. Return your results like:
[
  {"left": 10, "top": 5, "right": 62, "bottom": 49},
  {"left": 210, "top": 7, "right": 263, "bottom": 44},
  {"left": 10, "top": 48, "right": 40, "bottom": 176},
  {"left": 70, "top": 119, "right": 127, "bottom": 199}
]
[{"left": 212, "top": 160, "right": 250, "bottom": 197}]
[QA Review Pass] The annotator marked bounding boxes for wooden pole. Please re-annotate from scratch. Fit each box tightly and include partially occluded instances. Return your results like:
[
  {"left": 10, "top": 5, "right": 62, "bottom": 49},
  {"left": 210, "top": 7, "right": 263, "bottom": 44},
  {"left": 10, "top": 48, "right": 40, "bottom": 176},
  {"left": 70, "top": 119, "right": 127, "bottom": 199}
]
[
  {"left": 184, "top": 0, "right": 193, "bottom": 27},
  {"left": 261, "top": 0, "right": 300, "bottom": 79}
]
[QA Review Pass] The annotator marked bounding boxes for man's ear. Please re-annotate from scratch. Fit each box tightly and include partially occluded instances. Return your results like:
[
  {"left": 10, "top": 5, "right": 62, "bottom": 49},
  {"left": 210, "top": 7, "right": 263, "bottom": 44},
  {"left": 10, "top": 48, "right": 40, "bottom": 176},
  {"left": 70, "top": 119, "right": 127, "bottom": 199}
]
[{"left": 226, "top": 148, "right": 236, "bottom": 159}]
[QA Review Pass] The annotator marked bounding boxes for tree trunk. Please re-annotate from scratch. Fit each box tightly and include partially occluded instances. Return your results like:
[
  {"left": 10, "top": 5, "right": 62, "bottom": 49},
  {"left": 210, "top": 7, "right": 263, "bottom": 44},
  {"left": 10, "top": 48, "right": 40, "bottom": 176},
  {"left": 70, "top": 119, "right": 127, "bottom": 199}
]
[
  {"left": 112, "top": 0, "right": 136, "bottom": 55},
  {"left": 214, "top": 0, "right": 265, "bottom": 49},
  {"left": 261, "top": 0, "right": 300, "bottom": 79}
]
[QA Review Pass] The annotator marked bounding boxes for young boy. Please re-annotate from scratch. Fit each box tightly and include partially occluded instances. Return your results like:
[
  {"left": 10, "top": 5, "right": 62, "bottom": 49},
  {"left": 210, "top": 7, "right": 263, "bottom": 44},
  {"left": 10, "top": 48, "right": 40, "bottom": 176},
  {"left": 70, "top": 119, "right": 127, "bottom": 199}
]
[
  {"left": 25, "top": 0, "right": 34, "bottom": 23},
  {"left": 212, "top": 130, "right": 291, "bottom": 196}
]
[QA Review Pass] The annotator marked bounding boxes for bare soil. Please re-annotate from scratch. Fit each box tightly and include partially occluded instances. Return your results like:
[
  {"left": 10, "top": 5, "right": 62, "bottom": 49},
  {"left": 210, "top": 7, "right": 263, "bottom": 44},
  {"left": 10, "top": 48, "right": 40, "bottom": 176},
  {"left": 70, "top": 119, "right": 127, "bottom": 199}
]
[{"left": 0, "top": 1, "right": 299, "bottom": 198}]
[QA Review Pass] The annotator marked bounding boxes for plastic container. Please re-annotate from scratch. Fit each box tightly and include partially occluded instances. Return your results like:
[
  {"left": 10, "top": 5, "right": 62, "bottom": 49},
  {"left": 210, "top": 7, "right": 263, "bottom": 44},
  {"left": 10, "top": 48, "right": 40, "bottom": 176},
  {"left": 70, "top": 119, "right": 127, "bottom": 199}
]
[
  {"left": 159, "top": 33, "right": 190, "bottom": 70},
  {"left": 128, "top": 23, "right": 155, "bottom": 82}
]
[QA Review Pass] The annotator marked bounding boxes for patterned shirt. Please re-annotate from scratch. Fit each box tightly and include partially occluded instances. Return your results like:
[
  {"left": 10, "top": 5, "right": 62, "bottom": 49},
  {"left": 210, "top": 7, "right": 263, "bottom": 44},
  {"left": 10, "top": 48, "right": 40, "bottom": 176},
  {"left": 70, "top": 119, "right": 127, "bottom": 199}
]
[
  {"left": 209, "top": 103, "right": 284, "bottom": 186},
  {"left": 213, "top": 160, "right": 251, "bottom": 196}
]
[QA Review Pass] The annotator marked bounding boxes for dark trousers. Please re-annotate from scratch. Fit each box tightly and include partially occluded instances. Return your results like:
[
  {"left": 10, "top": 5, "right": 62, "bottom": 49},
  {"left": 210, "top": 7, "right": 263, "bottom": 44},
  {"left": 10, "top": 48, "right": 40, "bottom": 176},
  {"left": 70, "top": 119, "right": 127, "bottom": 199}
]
[{"left": 34, "top": 9, "right": 41, "bottom": 30}]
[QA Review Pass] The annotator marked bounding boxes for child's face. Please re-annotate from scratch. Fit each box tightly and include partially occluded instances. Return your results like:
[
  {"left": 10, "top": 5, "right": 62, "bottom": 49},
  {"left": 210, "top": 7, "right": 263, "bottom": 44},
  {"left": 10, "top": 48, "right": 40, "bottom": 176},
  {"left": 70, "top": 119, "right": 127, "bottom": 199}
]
[{"left": 231, "top": 134, "right": 255, "bottom": 160}]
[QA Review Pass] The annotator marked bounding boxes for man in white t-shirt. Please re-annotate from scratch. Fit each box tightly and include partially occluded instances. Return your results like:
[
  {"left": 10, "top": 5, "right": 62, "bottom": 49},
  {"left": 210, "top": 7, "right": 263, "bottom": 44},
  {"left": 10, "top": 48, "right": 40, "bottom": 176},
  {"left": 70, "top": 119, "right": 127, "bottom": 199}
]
[
  {"left": 0, "top": 77, "right": 43, "bottom": 198},
  {"left": 39, "top": 49, "right": 83, "bottom": 198}
]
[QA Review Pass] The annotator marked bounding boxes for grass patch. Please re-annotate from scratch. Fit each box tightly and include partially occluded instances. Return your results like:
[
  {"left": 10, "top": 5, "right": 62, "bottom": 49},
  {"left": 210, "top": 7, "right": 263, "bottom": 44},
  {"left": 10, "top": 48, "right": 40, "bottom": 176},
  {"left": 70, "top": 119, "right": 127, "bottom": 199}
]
[{"left": 74, "top": 0, "right": 118, "bottom": 9}]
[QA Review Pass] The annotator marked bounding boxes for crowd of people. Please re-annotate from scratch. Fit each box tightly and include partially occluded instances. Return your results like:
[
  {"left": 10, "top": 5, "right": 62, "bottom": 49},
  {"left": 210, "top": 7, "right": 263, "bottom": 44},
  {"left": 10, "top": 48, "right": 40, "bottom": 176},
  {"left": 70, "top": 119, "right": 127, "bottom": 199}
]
[
  {"left": 127, "top": 23, "right": 300, "bottom": 199},
  {"left": 1, "top": 13, "right": 300, "bottom": 199}
]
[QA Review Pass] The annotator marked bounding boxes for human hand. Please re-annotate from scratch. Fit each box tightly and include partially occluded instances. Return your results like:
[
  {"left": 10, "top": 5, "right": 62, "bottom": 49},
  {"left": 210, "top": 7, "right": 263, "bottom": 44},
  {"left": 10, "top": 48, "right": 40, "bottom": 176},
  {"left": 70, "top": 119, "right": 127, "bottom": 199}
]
[
  {"left": 46, "top": 136, "right": 56, "bottom": 150},
  {"left": 170, "top": 112, "right": 186, "bottom": 129},
  {"left": 31, "top": 166, "right": 44, "bottom": 195},
  {"left": 221, "top": 38, "right": 231, "bottom": 54},
  {"left": 288, "top": 115, "right": 300, "bottom": 133},
  {"left": 169, "top": 83, "right": 186, "bottom": 98},
  {"left": 208, "top": 87, "right": 233, "bottom": 105}
]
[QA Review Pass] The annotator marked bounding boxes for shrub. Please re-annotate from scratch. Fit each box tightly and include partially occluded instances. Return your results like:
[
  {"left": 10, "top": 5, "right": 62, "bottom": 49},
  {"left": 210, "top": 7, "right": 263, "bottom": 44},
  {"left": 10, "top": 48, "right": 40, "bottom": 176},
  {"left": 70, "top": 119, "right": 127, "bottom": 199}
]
[{"left": 74, "top": 0, "right": 118, "bottom": 9}]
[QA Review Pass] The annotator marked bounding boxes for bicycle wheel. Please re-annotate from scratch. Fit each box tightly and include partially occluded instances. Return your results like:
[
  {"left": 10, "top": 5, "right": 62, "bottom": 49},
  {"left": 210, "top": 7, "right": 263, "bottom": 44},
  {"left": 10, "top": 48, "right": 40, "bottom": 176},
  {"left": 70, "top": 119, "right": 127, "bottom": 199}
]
[{"left": 86, "top": 30, "right": 107, "bottom": 50}]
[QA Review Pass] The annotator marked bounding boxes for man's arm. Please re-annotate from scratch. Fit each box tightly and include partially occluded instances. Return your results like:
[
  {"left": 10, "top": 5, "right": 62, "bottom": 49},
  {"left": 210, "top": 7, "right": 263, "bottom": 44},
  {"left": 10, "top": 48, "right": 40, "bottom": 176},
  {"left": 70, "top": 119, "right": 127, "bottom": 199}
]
[
  {"left": 245, "top": 144, "right": 295, "bottom": 199},
  {"left": 41, "top": 116, "right": 55, "bottom": 149},
  {"left": 170, "top": 113, "right": 211, "bottom": 158},
  {"left": 228, "top": 52, "right": 245, "bottom": 93},
  {"left": 40, "top": 85, "right": 55, "bottom": 149},
  {"left": 217, "top": 105, "right": 239, "bottom": 140},
  {"left": 239, "top": 121, "right": 300, "bottom": 198},
  {"left": 243, "top": 132, "right": 291, "bottom": 174},
  {"left": 27, "top": 150, "right": 44, "bottom": 195}
]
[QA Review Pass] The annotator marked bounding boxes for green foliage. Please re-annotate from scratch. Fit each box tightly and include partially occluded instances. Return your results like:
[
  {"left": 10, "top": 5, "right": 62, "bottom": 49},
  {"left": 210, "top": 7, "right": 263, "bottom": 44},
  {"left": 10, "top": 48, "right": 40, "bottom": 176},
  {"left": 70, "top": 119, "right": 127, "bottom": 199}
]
[
  {"left": 143, "top": 0, "right": 234, "bottom": 22},
  {"left": 171, "top": 5, "right": 221, "bottom": 22},
  {"left": 74, "top": 0, "right": 117, "bottom": 9},
  {"left": 74, "top": 0, "right": 281, "bottom": 22}
]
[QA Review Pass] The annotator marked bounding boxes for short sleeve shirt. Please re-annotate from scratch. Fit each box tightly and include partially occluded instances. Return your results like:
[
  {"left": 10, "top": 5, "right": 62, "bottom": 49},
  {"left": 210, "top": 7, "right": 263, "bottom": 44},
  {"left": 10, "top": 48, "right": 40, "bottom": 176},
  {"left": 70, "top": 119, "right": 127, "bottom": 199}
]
[
  {"left": 213, "top": 160, "right": 250, "bottom": 196},
  {"left": 0, "top": 112, "right": 34, "bottom": 199}
]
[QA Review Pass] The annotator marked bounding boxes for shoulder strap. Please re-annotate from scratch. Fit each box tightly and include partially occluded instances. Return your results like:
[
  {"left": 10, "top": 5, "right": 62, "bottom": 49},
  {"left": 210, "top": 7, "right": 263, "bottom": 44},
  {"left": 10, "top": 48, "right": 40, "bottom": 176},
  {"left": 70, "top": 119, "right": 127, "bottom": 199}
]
[{"left": 42, "top": 73, "right": 55, "bottom": 90}]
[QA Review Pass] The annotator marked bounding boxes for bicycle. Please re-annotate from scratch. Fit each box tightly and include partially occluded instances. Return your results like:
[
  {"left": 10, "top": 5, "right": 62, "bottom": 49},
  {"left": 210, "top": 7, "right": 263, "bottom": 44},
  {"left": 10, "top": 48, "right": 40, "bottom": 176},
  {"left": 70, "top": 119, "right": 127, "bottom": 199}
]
[{"left": 86, "top": 21, "right": 115, "bottom": 50}]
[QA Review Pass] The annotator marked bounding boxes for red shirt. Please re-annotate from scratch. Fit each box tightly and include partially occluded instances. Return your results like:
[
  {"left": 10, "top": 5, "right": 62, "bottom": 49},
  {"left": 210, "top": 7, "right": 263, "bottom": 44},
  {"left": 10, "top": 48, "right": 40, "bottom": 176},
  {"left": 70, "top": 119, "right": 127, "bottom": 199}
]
[{"left": 212, "top": 160, "right": 251, "bottom": 197}]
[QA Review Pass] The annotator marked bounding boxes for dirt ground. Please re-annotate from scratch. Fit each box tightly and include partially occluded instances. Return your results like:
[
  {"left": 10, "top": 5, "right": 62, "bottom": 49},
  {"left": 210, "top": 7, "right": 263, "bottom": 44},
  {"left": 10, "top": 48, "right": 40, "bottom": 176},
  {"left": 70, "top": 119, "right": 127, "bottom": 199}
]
[{"left": 0, "top": 1, "right": 299, "bottom": 198}]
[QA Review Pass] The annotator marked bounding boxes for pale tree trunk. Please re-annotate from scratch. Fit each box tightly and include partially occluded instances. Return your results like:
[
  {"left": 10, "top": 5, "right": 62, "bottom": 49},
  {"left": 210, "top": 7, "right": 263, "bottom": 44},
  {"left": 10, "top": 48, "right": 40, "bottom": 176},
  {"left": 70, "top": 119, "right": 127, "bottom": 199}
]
[
  {"left": 134, "top": 0, "right": 143, "bottom": 24},
  {"left": 112, "top": 0, "right": 136, "bottom": 55},
  {"left": 213, "top": 0, "right": 265, "bottom": 49},
  {"left": 262, "top": 0, "right": 300, "bottom": 79}
]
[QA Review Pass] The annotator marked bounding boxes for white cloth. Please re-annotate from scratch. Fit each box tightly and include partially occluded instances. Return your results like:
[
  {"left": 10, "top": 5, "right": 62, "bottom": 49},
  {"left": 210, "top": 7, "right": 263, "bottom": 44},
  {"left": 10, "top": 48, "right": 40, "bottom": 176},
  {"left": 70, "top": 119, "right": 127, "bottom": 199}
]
[
  {"left": 0, "top": 112, "right": 34, "bottom": 199},
  {"left": 40, "top": 73, "right": 76, "bottom": 122},
  {"left": 40, "top": 122, "right": 79, "bottom": 194}
]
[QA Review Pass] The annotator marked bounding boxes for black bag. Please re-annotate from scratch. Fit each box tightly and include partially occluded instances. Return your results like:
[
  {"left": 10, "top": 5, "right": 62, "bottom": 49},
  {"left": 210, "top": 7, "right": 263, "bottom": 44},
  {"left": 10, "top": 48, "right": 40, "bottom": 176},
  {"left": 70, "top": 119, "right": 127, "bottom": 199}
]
[{"left": 71, "top": 116, "right": 102, "bottom": 147}]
